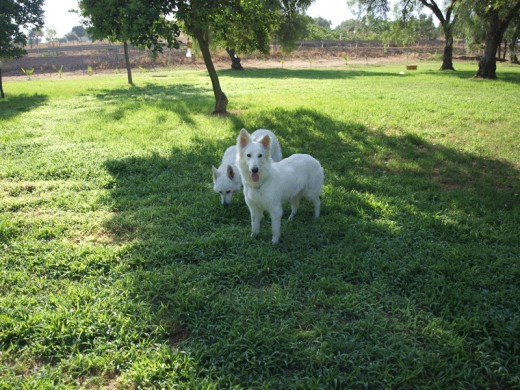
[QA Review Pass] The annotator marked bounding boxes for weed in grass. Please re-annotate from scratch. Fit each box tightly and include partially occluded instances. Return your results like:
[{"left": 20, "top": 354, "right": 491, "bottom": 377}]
[{"left": 0, "top": 64, "right": 519, "bottom": 388}]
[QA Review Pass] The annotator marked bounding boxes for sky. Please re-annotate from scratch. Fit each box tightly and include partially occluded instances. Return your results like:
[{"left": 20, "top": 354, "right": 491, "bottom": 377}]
[
  {"left": 43, "top": 0, "right": 80, "bottom": 37},
  {"left": 307, "top": 0, "right": 354, "bottom": 28},
  {"left": 43, "top": 0, "right": 355, "bottom": 37}
]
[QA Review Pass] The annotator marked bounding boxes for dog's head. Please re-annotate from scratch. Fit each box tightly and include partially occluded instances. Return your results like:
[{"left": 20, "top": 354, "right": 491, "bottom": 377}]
[
  {"left": 237, "top": 128, "right": 271, "bottom": 187},
  {"left": 212, "top": 164, "right": 241, "bottom": 206}
]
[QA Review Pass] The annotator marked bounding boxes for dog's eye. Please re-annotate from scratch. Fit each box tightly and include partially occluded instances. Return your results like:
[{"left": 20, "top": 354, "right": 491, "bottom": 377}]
[
  {"left": 246, "top": 153, "right": 251, "bottom": 158},
  {"left": 226, "top": 190, "right": 231, "bottom": 194},
  {"left": 258, "top": 154, "right": 263, "bottom": 158},
  {"left": 219, "top": 191, "right": 223, "bottom": 194}
]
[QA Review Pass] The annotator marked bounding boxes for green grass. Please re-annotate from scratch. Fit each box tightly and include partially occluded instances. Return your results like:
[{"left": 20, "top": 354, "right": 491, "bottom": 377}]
[{"left": 1, "top": 62, "right": 519, "bottom": 388}]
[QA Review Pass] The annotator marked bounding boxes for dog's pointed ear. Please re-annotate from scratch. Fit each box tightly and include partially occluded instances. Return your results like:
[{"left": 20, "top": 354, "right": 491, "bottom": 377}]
[
  {"left": 227, "top": 165, "right": 235, "bottom": 180},
  {"left": 238, "top": 128, "right": 250, "bottom": 150},
  {"left": 259, "top": 134, "right": 271, "bottom": 151},
  {"left": 212, "top": 166, "right": 219, "bottom": 181}
]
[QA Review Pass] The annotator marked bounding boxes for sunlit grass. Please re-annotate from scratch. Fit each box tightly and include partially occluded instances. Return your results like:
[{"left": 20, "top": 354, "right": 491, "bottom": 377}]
[{"left": 1, "top": 62, "right": 519, "bottom": 388}]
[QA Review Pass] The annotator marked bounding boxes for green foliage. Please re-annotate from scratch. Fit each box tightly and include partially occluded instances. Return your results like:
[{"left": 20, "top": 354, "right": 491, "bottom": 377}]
[
  {"left": 380, "top": 15, "right": 439, "bottom": 48},
  {"left": 301, "top": 13, "right": 439, "bottom": 42},
  {"left": 78, "top": 0, "right": 180, "bottom": 51},
  {"left": 302, "top": 16, "right": 338, "bottom": 40},
  {"left": 1, "top": 64, "right": 519, "bottom": 388},
  {"left": 0, "top": 0, "right": 45, "bottom": 61},
  {"left": 72, "top": 25, "right": 87, "bottom": 38}
]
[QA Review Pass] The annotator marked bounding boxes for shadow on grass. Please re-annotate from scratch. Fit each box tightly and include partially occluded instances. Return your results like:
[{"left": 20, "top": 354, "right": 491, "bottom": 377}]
[
  {"left": 93, "top": 82, "right": 214, "bottom": 125},
  {"left": 0, "top": 93, "right": 48, "bottom": 120},
  {"left": 220, "top": 67, "right": 402, "bottom": 80},
  {"left": 424, "top": 68, "right": 520, "bottom": 84},
  {"left": 102, "top": 108, "right": 520, "bottom": 387}
]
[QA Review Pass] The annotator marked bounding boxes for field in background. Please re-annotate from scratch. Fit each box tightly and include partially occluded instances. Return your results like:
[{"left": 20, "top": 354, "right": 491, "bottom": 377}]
[
  {"left": 1, "top": 63, "right": 519, "bottom": 388},
  {"left": 2, "top": 39, "right": 481, "bottom": 77}
]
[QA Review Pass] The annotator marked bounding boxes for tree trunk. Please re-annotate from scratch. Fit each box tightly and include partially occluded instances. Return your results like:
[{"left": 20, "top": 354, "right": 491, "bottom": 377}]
[
  {"left": 194, "top": 29, "right": 228, "bottom": 114},
  {"left": 123, "top": 41, "right": 133, "bottom": 85},
  {"left": 509, "top": 38, "right": 519, "bottom": 63},
  {"left": 418, "top": 0, "right": 456, "bottom": 71},
  {"left": 0, "top": 68, "right": 4, "bottom": 99},
  {"left": 225, "top": 47, "right": 244, "bottom": 70},
  {"left": 475, "top": 29, "right": 501, "bottom": 79},
  {"left": 475, "top": 3, "right": 520, "bottom": 78},
  {"left": 440, "top": 26, "right": 455, "bottom": 70}
]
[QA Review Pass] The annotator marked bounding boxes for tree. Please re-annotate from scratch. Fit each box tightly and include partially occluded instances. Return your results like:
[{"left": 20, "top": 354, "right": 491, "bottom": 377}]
[
  {"left": 504, "top": 15, "right": 520, "bottom": 63},
  {"left": 225, "top": 48, "right": 244, "bottom": 70},
  {"left": 79, "top": 0, "right": 179, "bottom": 86},
  {"left": 301, "top": 16, "right": 337, "bottom": 40},
  {"left": 415, "top": 0, "right": 458, "bottom": 70},
  {"left": 214, "top": 2, "right": 311, "bottom": 70},
  {"left": 28, "top": 28, "right": 44, "bottom": 47},
  {"left": 72, "top": 25, "right": 88, "bottom": 40},
  {"left": 65, "top": 32, "right": 80, "bottom": 43},
  {"left": 314, "top": 16, "right": 332, "bottom": 29},
  {"left": 146, "top": 0, "right": 312, "bottom": 114},
  {"left": 45, "top": 28, "right": 58, "bottom": 45},
  {"left": 0, "top": 0, "right": 45, "bottom": 98},
  {"left": 348, "top": 0, "right": 459, "bottom": 70},
  {"left": 466, "top": 0, "right": 520, "bottom": 78},
  {"left": 335, "top": 19, "right": 361, "bottom": 38}
]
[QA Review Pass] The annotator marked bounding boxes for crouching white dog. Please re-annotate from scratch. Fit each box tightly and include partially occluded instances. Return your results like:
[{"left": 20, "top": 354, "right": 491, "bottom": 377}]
[
  {"left": 212, "top": 129, "right": 282, "bottom": 207},
  {"left": 236, "top": 128, "right": 324, "bottom": 244}
]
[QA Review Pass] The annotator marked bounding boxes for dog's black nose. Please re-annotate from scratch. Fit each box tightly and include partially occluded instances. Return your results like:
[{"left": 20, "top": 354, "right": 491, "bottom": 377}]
[{"left": 252, "top": 167, "right": 258, "bottom": 174}]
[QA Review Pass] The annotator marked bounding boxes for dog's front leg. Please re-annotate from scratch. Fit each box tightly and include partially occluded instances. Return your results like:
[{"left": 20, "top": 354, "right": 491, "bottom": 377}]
[
  {"left": 270, "top": 205, "right": 283, "bottom": 244},
  {"left": 250, "top": 206, "right": 263, "bottom": 237}
]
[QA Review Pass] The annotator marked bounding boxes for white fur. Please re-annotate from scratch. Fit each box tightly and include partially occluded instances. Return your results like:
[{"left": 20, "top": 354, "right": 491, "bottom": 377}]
[
  {"left": 236, "top": 128, "right": 324, "bottom": 244},
  {"left": 212, "top": 129, "right": 282, "bottom": 206}
]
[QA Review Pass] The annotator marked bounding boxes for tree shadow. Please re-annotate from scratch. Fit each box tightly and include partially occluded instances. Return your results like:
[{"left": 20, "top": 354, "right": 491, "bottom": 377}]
[
  {"left": 0, "top": 93, "right": 49, "bottom": 120},
  {"left": 424, "top": 68, "right": 520, "bottom": 84},
  {"left": 220, "top": 67, "right": 402, "bottom": 80},
  {"left": 93, "top": 83, "right": 214, "bottom": 125},
  {"left": 102, "top": 108, "right": 520, "bottom": 387}
]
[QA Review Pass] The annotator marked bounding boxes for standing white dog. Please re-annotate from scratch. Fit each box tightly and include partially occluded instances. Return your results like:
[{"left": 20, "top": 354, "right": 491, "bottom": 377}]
[
  {"left": 212, "top": 129, "right": 282, "bottom": 206},
  {"left": 236, "top": 128, "right": 324, "bottom": 244}
]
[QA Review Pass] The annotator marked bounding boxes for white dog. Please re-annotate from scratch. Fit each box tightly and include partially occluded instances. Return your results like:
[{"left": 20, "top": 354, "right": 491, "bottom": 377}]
[
  {"left": 212, "top": 129, "right": 282, "bottom": 206},
  {"left": 236, "top": 128, "right": 324, "bottom": 244}
]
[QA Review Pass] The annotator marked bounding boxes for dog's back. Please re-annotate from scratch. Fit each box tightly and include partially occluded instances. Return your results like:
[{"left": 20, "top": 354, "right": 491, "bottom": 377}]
[
  {"left": 251, "top": 129, "right": 282, "bottom": 162},
  {"left": 274, "top": 154, "right": 324, "bottom": 205}
]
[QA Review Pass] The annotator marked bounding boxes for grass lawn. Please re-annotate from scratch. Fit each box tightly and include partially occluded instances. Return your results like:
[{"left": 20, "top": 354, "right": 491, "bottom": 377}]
[{"left": 1, "top": 61, "right": 519, "bottom": 388}]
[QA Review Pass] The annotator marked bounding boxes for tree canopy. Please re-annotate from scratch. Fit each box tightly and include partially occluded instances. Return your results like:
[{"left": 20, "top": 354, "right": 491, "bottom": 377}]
[
  {"left": 79, "top": 0, "right": 180, "bottom": 85},
  {"left": 0, "top": 0, "right": 45, "bottom": 60},
  {"left": 0, "top": 0, "right": 45, "bottom": 98}
]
